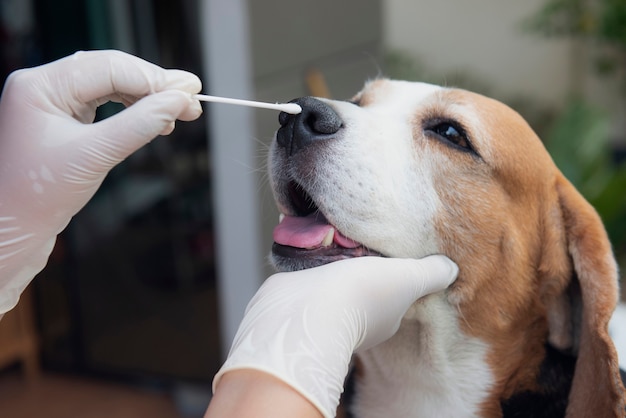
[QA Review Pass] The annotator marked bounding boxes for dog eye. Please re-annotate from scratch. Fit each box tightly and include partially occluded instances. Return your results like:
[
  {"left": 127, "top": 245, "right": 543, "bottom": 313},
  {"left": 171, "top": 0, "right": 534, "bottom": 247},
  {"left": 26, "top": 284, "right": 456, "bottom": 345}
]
[{"left": 425, "top": 121, "right": 471, "bottom": 151}]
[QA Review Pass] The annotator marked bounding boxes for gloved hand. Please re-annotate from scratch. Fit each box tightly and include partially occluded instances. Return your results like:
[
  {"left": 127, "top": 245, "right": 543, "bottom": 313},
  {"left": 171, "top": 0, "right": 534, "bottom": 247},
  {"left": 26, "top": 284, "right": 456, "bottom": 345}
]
[
  {"left": 213, "top": 255, "right": 458, "bottom": 418},
  {"left": 0, "top": 50, "right": 202, "bottom": 313}
]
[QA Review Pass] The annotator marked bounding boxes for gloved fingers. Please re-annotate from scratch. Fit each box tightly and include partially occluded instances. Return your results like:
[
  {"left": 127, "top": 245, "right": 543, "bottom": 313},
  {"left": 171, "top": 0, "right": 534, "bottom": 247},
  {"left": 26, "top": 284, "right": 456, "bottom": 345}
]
[
  {"left": 262, "top": 255, "right": 457, "bottom": 320},
  {"left": 83, "top": 89, "right": 201, "bottom": 166},
  {"left": 2, "top": 50, "right": 202, "bottom": 126},
  {"left": 73, "top": 93, "right": 139, "bottom": 125},
  {"left": 335, "top": 256, "right": 457, "bottom": 352},
  {"left": 70, "top": 50, "right": 201, "bottom": 101},
  {"left": 97, "top": 91, "right": 201, "bottom": 123},
  {"left": 161, "top": 121, "right": 176, "bottom": 136},
  {"left": 168, "top": 98, "right": 202, "bottom": 122},
  {"left": 393, "top": 255, "right": 459, "bottom": 300},
  {"left": 94, "top": 92, "right": 140, "bottom": 109},
  {"left": 305, "top": 255, "right": 458, "bottom": 301}
]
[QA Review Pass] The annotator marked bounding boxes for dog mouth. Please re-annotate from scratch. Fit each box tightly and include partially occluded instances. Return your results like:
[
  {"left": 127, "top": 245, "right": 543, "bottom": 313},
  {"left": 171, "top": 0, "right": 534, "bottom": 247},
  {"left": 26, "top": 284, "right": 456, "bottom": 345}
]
[{"left": 272, "top": 181, "right": 382, "bottom": 271}]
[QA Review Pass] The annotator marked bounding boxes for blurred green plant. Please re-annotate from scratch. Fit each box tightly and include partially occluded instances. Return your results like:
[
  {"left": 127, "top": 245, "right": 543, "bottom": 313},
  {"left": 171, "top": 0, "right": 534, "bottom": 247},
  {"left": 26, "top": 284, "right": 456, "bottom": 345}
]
[
  {"left": 525, "top": 0, "right": 626, "bottom": 94},
  {"left": 526, "top": 0, "right": 626, "bottom": 271},
  {"left": 543, "top": 100, "right": 626, "bottom": 266}
]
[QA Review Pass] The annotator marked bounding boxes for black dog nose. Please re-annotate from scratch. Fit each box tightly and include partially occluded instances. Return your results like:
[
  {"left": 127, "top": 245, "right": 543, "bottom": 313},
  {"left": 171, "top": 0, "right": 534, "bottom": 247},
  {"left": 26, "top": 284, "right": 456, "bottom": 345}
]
[{"left": 276, "top": 97, "right": 343, "bottom": 156}]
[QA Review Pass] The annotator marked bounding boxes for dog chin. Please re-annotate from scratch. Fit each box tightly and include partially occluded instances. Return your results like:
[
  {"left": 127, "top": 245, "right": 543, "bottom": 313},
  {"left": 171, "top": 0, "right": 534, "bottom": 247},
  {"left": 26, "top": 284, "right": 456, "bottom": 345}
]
[{"left": 270, "top": 242, "right": 383, "bottom": 272}]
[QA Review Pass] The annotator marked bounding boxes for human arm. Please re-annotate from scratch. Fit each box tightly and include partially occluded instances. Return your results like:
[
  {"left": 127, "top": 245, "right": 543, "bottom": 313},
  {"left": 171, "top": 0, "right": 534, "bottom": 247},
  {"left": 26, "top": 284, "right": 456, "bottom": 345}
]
[
  {"left": 206, "top": 370, "right": 323, "bottom": 418},
  {"left": 0, "top": 50, "right": 202, "bottom": 314},
  {"left": 205, "top": 255, "right": 458, "bottom": 418}
]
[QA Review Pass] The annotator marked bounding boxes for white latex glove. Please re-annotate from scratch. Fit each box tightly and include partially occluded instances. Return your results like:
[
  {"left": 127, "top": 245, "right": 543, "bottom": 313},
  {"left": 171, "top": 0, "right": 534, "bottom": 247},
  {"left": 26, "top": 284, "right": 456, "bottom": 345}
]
[
  {"left": 0, "top": 50, "right": 202, "bottom": 313},
  {"left": 214, "top": 255, "right": 458, "bottom": 418}
]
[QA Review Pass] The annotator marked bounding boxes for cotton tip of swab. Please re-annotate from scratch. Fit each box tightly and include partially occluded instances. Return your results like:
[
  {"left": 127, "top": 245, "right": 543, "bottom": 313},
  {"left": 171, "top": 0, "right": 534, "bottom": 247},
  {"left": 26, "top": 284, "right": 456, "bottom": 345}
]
[
  {"left": 192, "top": 94, "right": 302, "bottom": 115},
  {"left": 279, "top": 103, "right": 303, "bottom": 115}
]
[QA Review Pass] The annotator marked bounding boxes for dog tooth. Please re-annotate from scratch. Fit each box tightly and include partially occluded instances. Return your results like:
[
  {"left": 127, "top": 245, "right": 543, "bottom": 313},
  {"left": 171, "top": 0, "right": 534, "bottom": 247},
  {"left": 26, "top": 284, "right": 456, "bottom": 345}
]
[
  {"left": 321, "top": 228, "right": 335, "bottom": 247},
  {"left": 279, "top": 213, "right": 285, "bottom": 224}
]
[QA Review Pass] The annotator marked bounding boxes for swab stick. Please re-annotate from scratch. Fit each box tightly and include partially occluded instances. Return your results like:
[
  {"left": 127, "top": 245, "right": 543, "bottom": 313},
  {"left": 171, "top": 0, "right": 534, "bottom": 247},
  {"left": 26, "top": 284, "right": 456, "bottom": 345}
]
[{"left": 193, "top": 94, "right": 302, "bottom": 114}]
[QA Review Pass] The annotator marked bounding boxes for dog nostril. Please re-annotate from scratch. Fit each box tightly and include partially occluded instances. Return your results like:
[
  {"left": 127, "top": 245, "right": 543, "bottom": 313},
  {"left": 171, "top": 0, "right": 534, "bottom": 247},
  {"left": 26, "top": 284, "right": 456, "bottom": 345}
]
[
  {"left": 276, "top": 97, "right": 343, "bottom": 156},
  {"left": 278, "top": 110, "right": 291, "bottom": 127},
  {"left": 304, "top": 111, "right": 341, "bottom": 135}
]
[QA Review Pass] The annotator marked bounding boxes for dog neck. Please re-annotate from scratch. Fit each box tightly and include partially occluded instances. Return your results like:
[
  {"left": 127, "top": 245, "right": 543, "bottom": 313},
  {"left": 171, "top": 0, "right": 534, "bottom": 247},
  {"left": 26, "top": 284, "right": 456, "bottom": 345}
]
[{"left": 351, "top": 293, "right": 495, "bottom": 418}]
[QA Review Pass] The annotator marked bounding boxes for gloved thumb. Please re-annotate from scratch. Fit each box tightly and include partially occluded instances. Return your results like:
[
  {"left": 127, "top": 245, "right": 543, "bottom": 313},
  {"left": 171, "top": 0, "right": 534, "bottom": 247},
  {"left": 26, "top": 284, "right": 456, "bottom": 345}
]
[
  {"left": 396, "top": 255, "right": 459, "bottom": 300},
  {"left": 354, "top": 255, "right": 457, "bottom": 317},
  {"left": 308, "top": 255, "right": 458, "bottom": 302},
  {"left": 333, "top": 255, "right": 458, "bottom": 353},
  {"left": 83, "top": 89, "right": 202, "bottom": 166}
]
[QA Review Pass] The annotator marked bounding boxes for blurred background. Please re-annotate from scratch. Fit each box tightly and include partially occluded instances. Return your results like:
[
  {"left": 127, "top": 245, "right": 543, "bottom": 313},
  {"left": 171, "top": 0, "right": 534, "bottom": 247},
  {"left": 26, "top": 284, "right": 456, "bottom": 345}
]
[{"left": 0, "top": 0, "right": 623, "bottom": 416}]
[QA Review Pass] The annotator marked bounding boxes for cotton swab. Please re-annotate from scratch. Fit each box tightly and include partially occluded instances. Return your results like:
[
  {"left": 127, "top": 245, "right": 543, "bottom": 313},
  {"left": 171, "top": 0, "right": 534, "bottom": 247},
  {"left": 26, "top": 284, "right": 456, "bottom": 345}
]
[{"left": 193, "top": 94, "right": 302, "bottom": 114}]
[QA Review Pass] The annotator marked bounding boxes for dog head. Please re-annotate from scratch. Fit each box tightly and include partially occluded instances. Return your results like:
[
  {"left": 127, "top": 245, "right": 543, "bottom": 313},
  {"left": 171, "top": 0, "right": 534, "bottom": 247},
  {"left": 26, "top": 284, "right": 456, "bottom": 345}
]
[{"left": 268, "top": 79, "right": 625, "bottom": 416}]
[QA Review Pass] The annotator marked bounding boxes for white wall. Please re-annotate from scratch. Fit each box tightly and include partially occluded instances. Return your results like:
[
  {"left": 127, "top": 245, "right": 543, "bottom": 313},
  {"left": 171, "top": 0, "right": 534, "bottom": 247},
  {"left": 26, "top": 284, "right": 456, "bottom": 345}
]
[
  {"left": 199, "top": 0, "right": 263, "bottom": 358},
  {"left": 382, "top": 0, "right": 574, "bottom": 107}
]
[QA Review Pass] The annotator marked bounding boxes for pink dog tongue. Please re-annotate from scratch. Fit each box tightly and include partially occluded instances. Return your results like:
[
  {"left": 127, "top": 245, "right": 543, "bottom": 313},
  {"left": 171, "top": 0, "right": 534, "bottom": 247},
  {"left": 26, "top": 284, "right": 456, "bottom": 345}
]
[{"left": 273, "top": 213, "right": 360, "bottom": 249}]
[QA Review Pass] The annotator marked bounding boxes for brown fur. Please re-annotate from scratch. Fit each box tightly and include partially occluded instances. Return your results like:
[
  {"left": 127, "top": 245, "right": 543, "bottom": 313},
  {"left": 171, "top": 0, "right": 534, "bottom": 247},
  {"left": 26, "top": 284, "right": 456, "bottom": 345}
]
[{"left": 431, "top": 90, "right": 625, "bottom": 416}]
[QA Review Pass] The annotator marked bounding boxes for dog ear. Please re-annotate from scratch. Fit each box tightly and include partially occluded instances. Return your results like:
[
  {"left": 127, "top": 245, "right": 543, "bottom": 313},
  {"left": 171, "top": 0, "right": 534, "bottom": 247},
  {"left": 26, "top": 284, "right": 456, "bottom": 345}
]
[{"left": 542, "top": 173, "right": 625, "bottom": 417}]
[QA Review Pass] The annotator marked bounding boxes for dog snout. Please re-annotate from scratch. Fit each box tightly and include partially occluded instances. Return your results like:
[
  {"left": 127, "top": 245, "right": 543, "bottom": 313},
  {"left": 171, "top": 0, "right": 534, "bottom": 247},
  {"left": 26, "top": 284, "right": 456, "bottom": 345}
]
[{"left": 276, "top": 97, "right": 343, "bottom": 156}]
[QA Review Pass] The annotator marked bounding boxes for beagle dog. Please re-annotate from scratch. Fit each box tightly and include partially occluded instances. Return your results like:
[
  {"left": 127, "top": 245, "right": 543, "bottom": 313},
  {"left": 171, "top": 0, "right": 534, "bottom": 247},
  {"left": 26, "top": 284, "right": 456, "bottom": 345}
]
[{"left": 268, "top": 79, "right": 626, "bottom": 418}]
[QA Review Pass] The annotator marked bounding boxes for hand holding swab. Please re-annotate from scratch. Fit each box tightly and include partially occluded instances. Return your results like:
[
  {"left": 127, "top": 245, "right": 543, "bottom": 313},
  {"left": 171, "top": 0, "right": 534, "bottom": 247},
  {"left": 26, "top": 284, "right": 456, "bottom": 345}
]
[{"left": 193, "top": 94, "right": 302, "bottom": 114}]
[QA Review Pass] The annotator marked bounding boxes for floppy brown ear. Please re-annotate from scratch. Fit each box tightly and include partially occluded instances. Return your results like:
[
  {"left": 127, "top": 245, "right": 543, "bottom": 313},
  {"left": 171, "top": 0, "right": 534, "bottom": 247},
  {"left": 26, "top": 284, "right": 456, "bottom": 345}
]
[{"left": 544, "top": 174, "right": 625, "bottom": 417}]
